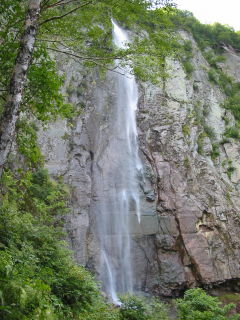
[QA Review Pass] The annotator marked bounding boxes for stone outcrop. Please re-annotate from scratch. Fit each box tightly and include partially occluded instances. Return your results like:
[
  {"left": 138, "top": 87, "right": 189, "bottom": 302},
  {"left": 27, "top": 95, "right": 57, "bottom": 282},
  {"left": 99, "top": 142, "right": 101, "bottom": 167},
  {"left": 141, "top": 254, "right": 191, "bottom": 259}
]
[{"left": 38, "top": 31, "right": 240, "bottom": 296}]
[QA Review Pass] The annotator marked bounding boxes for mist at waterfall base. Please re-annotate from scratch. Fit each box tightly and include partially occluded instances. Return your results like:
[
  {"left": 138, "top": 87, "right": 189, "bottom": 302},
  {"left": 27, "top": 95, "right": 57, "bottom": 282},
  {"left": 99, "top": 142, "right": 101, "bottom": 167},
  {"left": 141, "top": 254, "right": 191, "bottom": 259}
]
[{"left": 95, "top": 20, "right": 143, "bottom": 305}]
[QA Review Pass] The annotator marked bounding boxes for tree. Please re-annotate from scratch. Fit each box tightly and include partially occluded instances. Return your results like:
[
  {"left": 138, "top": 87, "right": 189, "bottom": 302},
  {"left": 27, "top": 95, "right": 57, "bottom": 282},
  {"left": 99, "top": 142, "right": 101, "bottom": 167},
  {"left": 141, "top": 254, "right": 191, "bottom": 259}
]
[
  {"left": 0, "top": 0, "right": 41, "bottom": 175},
  {"left": 0, "top": 0, "right": 176, "bottom": 176}
]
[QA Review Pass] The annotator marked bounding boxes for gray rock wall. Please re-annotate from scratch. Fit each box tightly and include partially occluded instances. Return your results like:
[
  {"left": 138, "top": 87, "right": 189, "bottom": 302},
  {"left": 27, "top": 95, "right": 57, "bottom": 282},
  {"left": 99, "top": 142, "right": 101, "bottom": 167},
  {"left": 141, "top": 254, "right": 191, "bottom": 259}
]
[{"left": 38, "top": 31, "right": 240, "bottom": 296}]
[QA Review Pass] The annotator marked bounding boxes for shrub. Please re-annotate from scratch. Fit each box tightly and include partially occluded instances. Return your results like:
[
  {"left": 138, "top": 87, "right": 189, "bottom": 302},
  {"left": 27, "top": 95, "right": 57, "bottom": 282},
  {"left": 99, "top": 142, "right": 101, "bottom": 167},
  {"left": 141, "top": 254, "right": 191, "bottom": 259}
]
[
  {"left": 220, "top": 138, "right": 230, "bottom": 145},
  {"left": 224, "top": 126, "right": 240, "bottom": 139},
  {"left": 197, "top": 132, "right": 206, "bottom": 155},
  {"left": 182, "top": 124, "right": 190, "bottom": 136},
  {"left": 204, "top": 51, "right": 226, "bottom": 68},
  {"left": 119, "top": 295, "right": 170, "bottom": 320},
  {"left": 78, "top": 301, "right": 121, "bottom": 320},
  {"left": 204, "top": 125, "right": 216, "bottom": 139},
  {"left": 211, "top": 143, "right": 220, "bottom": 160},
  {"left": 180, "top": 40, "right": 194, "bottom": 77},
  {"left": 224, "top": 95, "right": 240, "bottom": 121},
  {"left": 120, "top": 296, "right": 146, "bottom": 320},
  {"left": 227, "top": 166, "right": 235, "bottom": 179},
  {"left": 218, "top": 72, "right": 234, "bottom": 96},
  {"left": 0, "top": 170, "right": 101, "bottom": 319},
  {"left": 169, "top": 10, "right": 240, "bottom": 52},
  {"left": 182, "top": 61, "right": 194, "bottom": 76},
  {"left": 208, "top": 68, "right": 219, "bottom": 84},
  {"left": 176, "top": 288, "right": 240, "bottom": 320}
]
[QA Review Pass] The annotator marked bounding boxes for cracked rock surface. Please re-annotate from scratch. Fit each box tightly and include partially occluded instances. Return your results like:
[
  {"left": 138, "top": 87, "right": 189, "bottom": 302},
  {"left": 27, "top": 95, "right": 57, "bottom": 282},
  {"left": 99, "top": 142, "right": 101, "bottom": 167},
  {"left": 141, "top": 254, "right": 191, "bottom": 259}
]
[{"left": 38, "top": 31, "right": 240, "bottom": 296}]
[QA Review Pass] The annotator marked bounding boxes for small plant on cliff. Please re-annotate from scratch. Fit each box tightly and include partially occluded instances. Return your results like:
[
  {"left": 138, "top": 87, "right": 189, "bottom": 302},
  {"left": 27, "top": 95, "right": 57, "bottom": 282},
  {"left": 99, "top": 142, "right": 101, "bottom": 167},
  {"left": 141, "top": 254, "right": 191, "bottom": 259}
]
[
  {"left": 176, "top": 288, "right": 240, "bottom": 320},
  {"left": 224, "top": 126, "right": 240, "bottom": 139},
  {"left": 180, "top": 40, "right": 194, "bottom": 77},
  {"left": 211, "top": 143, "right": 220, "bottom": 160}
]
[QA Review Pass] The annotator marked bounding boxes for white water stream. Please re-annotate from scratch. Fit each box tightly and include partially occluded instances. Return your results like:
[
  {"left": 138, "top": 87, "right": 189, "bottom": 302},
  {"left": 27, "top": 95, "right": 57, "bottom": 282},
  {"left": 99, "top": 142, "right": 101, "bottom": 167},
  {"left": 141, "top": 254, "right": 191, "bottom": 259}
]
[{"left": 97, "top": 20, "right": 142, "bottom": 304}]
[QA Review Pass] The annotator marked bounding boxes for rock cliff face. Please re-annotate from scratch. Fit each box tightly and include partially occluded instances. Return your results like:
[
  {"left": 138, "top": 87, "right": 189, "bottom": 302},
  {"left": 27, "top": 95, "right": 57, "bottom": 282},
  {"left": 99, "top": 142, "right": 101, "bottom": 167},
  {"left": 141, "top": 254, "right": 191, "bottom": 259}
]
[{"left": 38, "top": 31, "right": 240, "bottom": 296}]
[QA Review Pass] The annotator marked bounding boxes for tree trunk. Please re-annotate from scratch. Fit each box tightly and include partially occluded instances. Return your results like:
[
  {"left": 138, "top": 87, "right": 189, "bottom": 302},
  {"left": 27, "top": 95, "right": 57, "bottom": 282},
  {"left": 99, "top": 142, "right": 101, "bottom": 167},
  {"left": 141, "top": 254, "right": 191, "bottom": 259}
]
[{"left": 0, "top": 0, "right": 41, "bottom": 176}]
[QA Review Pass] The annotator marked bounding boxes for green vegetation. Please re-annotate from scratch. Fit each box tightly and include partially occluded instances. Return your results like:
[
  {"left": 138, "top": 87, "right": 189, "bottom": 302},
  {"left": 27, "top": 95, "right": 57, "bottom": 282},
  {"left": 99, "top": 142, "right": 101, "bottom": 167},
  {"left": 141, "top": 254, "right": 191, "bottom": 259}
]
[
  {"left": 180, "top": 40, "right": 194, "bottom": 77},
  {"left": 1, "top": 2, "right": 240, "bottom": 319},
  {"left": 224, "top": 94, "right": 240, "bottom": 121},
  {"left": 225, "top": 126, "right": 240, "bottom": 139},
  {"left": 204, "top": 50, "right": 226, "bottom": 68},
  {"left": 225, "top": 160, "right": 236, "bottom": 179},
  {"left": 2, "top": 166, "right": 239, "bottom": 319},
  {"left": 170, "top": 10, "right": 240, "bottom": 52},
  {"left": 193, "top": 102, "right": 219, "bottom": 159},
  {"left": 183, "top": 157, "right": 190, "bottom": 169},
  {"left": 16, "top": 120, "right": 44, "bottom": 167},
  {"left": 119, "top": 295, "right": 169, "bottom": 320},
  {"left": 0, "top": 2, "right": 180, "bottom": 318},
  {"left": 176, "top": 288, "right": 240, "bottom": 320},
  {"left": 182, "top": 123, "right": 190, "bottom": 136},
  {"left": 220, "top": 137, "right": 230, "bottom": 145},
  {"left": 205, "top": 55, "right": 240, "bottom": 140},
  {"left": 169, "top": 9, "right": 240, "bottom": 140},
  {"left": 227, "top": 166, "right": 236, "bottom": 179},
  {"left": 197, "top": 132, "right": 206, "bottom": 155},
  {"left": 0, "top": 0, "right": 177, "bottom": 119},
  {"left": 0, "top": 168, "right": 101, "bottom": 319},
  {"left": 203, "top": 125, "right": 216, "bottom": 140},
  {"left": 211, "top": 143, "right": 220, "bottom": 160},
  {"left": 0, "top": 1, "right": 178, "bottom": 318}
]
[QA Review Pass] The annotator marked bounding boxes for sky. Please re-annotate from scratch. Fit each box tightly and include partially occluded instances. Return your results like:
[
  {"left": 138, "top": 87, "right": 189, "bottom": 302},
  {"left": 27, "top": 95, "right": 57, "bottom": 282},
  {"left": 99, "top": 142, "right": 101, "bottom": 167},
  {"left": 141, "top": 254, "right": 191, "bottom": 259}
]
[{"left": 175, "top": 0, "right": 240, "bottom": 31}]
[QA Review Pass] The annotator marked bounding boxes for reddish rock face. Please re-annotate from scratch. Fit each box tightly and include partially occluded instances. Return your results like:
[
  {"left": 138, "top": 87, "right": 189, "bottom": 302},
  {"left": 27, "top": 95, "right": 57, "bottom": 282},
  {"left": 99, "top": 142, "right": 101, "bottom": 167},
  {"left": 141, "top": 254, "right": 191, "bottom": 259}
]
[{"left": 134, "top": 32, "right": 240, "bottom": 295}]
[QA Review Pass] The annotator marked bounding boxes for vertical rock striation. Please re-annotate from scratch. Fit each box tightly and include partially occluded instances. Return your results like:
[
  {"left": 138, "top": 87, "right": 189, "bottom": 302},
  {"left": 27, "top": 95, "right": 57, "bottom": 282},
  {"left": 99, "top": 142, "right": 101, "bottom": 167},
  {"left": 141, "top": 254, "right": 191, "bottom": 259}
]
[{"left": 38, "top": 31, "right": 240, "bottom": 296}]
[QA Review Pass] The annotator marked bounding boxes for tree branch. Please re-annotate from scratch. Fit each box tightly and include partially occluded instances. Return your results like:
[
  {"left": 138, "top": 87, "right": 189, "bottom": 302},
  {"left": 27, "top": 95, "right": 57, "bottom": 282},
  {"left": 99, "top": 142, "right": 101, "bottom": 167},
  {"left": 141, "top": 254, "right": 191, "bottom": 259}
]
[
  {"left": 40, "top": 1, "right": 92, "bottom": 25},
  {"left": 45, "top": 46, "right": 124, "bottom": 61},
  {"left": 44, "top": 47, "right": 126, "bottom": 75}
]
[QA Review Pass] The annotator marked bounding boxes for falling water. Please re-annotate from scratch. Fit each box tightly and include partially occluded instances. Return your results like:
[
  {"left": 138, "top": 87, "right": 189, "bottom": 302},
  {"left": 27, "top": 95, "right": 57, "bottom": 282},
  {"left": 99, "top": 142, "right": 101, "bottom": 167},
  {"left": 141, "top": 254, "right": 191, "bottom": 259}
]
[
  {"left": 111, "top": 20, "right": 142, "bottom": 223},
  {"left": 95, "top": 20, "right": 142, "bottom": 304}
]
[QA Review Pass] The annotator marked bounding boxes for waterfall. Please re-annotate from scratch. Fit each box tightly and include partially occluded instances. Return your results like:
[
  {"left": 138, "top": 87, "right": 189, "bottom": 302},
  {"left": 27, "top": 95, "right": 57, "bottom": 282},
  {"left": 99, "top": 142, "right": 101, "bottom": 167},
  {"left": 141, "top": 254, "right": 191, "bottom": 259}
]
[{"left": 95, "top": 20, "right": 142, "bottom": 305}]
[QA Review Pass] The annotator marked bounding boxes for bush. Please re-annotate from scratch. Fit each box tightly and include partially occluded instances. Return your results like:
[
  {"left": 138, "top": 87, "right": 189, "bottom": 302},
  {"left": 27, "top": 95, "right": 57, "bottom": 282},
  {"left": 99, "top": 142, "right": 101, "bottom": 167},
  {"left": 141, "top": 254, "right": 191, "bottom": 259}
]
[
  {"left": 176, "top": 288, "right": 240, "bottom": 320},
  {"left": 180, "top": 40, "right": 194, "bottom": 77},
  {"left": 170, "top": 10, "right": 240, "bottom": 52},
  {"left": 208, "top": 68, "right": 219, "bottom": 84},
  {"left": 211, "top": 143, "right": 220, "bottom": 160},
  {"left": 119, "top": 295, "right": 169, "bottom": 320},
  {"left": 224, "top": 95, "right": 240, "bottom": 121},
  {"left": 0, "top": 169, "right": 101, "bottom": 319},
  {"left": 227, "top": 166, "right": 236, "bottom": 179},
  {"left": 204, "top": 125, "right": 216, "bottom": 140},
  {"left": 182, "top": 61, "right": 194, "bottom": 75},
  {"left": 224, "top": 126, "right": 240, "bottom": 139},
  {"left": 120, "top": 296, "right": 146, "bottom": 320}
]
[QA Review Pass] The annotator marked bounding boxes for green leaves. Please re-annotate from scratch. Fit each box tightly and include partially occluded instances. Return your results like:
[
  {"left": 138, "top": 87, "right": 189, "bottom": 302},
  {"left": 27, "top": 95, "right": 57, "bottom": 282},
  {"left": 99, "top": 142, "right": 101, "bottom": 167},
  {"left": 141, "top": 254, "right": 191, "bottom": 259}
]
[
  {"left": 24, "top": 44, "right": 74, "bottom": 122},
  {"left": 170, "top": 9, "right": 240, "bottom": 52},
  {"left": 176, "top": 288, "right": 240, "bottom": 320},
  {"left": 0, "top": 168, "right": 102, "bottom": 319},
  {"left": 119, "top": 295, "right": 170, "bottom": 320},
  {"left": 16, "top": 120, "right": 43, "bottom": 166}
]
